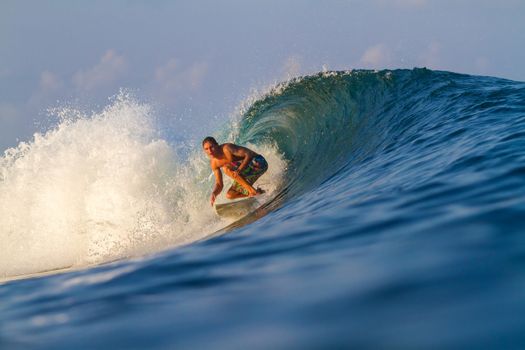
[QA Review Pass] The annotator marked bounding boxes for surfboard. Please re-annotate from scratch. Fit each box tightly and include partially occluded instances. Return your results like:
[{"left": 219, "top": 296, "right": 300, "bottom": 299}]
[{"left": 215, "top": 197, "right": 258, "bottom": 218}]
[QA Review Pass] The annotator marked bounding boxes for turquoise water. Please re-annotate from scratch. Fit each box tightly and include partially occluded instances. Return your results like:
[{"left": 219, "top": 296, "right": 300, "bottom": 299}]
[{"left": 1, "top": 69, "right": 525, "bottom": 349}]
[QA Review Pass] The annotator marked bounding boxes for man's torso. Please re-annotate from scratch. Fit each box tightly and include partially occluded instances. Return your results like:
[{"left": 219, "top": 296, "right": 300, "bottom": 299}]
[{"left": 211, "top": 144, "right": 246, "bottom": 170}]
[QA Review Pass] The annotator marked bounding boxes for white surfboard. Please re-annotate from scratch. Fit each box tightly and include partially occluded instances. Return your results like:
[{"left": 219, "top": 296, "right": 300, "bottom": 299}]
[{"left": 214, "top": 197, "right": 258, "bottom": 218}]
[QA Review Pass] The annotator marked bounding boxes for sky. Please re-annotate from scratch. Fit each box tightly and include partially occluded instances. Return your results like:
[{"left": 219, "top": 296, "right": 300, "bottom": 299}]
[{"left": 1, "top": 0, "right": 525, "bottom": 151}]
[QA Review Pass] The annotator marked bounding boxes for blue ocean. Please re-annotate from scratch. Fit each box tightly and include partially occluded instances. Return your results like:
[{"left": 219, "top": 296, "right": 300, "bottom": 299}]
[{"left": 1, "top": 68, "right": 525, "bottom": 349}]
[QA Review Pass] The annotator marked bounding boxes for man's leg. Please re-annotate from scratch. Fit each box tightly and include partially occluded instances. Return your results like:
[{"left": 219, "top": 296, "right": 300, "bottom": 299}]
[
  {"left": 223, "top": 162, "right": 267, "bottom": 199},
  {"left": 226, "top": 179, "right": 265, "bottom": 199},
  {"left": 226, "top": 187, "right": 248, "bottom": 199},
  {"left": 223, "top": 167, "right": 257, "bottom": 196}
]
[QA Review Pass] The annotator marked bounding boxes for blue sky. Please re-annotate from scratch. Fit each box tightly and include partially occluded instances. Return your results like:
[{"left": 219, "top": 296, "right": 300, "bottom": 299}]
[{"left": 1, "top": 0, "right": 525, "bottom": 151}]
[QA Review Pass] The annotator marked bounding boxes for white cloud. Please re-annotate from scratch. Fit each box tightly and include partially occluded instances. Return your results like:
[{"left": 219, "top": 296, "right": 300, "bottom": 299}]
[
  {"left": 155, "top": 58, "right": 178, "bottom": 82},
  {"left": 27, "top": 70, "right": 64, "bottom": 108},
  {"left": 39, "top": 71, "right": 63, "bottom": 91},
  {"left": 359, "top": 44, "right": 391, "bottom": 68},
  {"left": 186, "top": 62, "right": 209, "bottom": 90},
  {"left": 73, "top": 49, "right": 127, "bottom": 91},
  {"left": 153, "top": 58, "right": 209, "bottom": 100}
]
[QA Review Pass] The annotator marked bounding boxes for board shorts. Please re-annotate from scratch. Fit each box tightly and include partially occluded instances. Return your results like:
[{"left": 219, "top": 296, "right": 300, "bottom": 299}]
[{"left": 230, "top": 154, "right": 268, "bottom": 195}]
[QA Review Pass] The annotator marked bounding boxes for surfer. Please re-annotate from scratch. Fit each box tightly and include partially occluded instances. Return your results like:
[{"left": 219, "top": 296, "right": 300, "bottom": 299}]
[{"left": 202, "top": 136, "right": 268, "bottom": 206}]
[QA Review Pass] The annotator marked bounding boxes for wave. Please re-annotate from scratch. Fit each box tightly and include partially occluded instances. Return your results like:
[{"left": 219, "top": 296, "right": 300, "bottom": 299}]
[
  {"left": 236, "top": 68, "right": 525, "bottom": 199},
  {"left": 2, "top": 68, "right": 524, "bottom": 279}
]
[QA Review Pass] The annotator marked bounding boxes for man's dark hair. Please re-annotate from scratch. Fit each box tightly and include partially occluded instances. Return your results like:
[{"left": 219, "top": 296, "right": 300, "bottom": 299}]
[{"left": 202, "top": 136, "right": 218, "bottom": 147}]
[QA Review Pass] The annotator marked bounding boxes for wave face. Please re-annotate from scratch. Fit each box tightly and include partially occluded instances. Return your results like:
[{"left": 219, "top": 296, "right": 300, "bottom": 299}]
[
  {"left": 2, "top": 69, "right": 525, "bottom": 349},
  {"left": 239, "top": 69, "right": 525, "bottom": 202}
]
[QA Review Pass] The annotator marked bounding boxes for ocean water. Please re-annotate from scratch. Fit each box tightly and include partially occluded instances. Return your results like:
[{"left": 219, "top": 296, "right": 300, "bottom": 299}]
[{"left": 1, "top": 68, "right": 525, "bottom": 349}]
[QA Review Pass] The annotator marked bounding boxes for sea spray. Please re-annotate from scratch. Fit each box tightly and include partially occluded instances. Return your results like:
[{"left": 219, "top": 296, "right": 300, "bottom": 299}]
[{"left": 0, "top": 93, "right": 285, "bottom": 278}]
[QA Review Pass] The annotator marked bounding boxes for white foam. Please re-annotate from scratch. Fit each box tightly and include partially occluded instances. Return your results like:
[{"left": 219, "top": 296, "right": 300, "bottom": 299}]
[{"left": 0, "top": 93, "right": 286, "bottom": 278}]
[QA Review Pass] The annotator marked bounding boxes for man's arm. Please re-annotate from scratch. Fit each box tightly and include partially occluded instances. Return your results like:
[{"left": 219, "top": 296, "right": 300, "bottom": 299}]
[
  {"left": 225, "top": 144, "right": 256, "bottom": 174},
  {"left": 210, "top": 166, "right": 223, "bottom": 206}
]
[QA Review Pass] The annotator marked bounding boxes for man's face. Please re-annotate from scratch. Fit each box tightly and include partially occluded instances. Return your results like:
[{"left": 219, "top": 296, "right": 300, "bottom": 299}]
[{"left": 203, "top": 141, "right": 219, "bottom": 158}]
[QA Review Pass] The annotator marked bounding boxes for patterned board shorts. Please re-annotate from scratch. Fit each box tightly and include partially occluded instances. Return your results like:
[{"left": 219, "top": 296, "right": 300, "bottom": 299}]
[{"left": 230, "top": 154, "right": 268, "bottom": 195}]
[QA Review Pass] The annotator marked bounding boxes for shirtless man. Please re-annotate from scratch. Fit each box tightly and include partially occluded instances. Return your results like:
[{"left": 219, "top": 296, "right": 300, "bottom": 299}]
[{"left": 202, "top": 136, "right": 268, "bottom": 206}]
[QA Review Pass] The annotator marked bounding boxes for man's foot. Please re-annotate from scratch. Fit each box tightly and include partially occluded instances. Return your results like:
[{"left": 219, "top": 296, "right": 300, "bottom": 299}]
[
  {"left": 244, "top": 187, "right": 265, "bottom": 198},
  {"left": 248, "top": 187, "right": 265, "bottom": 197}
]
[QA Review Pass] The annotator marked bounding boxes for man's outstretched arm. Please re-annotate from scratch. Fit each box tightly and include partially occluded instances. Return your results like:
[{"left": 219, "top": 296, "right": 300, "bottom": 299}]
[{"left": 210, "top": 167, "right": 223, "bottom": 206}]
